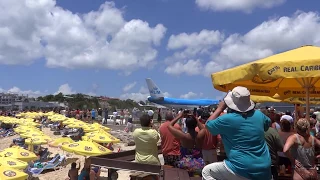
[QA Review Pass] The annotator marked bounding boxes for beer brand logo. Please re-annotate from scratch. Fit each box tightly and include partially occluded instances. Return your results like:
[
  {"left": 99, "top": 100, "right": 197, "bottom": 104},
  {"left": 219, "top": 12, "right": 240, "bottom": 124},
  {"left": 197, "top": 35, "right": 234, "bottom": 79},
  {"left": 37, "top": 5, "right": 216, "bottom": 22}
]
[
  {"left": 20, "top": 152, "right": 29, "bottom": 156},
  {"left": 69, "top": 143, "right": 79, "bottom": 147},
  {"left": 283, "top": 90, "right": 291, "bottom": 95},
  {"left": 7, "top": 161, "right": 17, "bottom": 166},
  {"left": 267, "top": 66, "right": 280, "bottom": 75},
  {"left": 252, "top": 75, "right": 277, "bottom": 84},
  {"left": 99, "top": 136, "right": 105, "bottom": 140},
  {"left": 98, "top": 146, "right": 106, "bottom": 152},
  {"left": 84, "top": 146, "right": 92, "bottom": 151},
  {"left": 3, "top": 170, "right": 16, "bottom": 177},
  {"left": 33, "top": 138, "right": 39, "bottom": 141},
  {"left": 5, "top": 152, "right": 13, "bottom": 157}
]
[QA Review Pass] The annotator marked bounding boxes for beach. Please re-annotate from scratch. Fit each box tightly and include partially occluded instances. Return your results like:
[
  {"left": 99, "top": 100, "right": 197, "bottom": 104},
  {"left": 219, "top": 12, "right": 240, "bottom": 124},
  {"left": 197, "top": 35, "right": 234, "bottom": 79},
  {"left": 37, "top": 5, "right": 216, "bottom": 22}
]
[{"left": 0, "top": 125, "right": 164, "bottom": 180}]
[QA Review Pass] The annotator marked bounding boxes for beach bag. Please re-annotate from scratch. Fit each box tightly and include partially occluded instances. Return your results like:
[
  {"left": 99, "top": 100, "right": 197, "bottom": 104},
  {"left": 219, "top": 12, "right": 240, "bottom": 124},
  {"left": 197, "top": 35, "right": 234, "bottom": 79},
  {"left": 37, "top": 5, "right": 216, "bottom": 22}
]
[{"left": 34, "top": 162, "right": 43, "bottom": 168}]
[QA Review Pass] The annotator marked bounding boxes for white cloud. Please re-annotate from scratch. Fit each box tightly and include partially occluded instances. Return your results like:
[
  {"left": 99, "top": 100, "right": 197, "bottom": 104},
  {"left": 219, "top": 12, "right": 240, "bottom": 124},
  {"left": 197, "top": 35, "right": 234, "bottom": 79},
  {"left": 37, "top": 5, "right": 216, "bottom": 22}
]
[
  {"left": 209, "top": 11, "right": 320, "bottom": 69},
  {"left": 165, "top": 30, "right": 223, "bottom": 63},
  {"left": 0, "top": 87, "right": 42, "bottom": 97},
  {"left": 180, "top": 92, "right": 202, "bottom": 99},
  {"left": 166, "top": 11, "right": 320, "bottom": 77},
  {"left": 165, "top": 30, "right": 223, "bottom": 76},
  {"left": 165, "top": 59, "right": 203, "bottom": 76},
  {"left": 55, "top": 84, "right": 75, "bottom": 95},
  {"left": 0, "top": 1, "right": 166, "bottom": 73},
  {"left": 195, "top": 0, "right": 286, "bottom": 13},
  {"left": 120, "top": 86, "right": 170, "bottom": 102},
  {"left": 123, "top": 82, "right": 137, "bottom": 92}
]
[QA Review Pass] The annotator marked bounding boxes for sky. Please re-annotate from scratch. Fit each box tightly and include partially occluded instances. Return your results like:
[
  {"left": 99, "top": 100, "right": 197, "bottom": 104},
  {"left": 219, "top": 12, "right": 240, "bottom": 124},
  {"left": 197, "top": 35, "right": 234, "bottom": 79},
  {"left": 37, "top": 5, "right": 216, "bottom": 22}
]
[{"left": 1, "top": 0, "right": 320, "bottom": 102}]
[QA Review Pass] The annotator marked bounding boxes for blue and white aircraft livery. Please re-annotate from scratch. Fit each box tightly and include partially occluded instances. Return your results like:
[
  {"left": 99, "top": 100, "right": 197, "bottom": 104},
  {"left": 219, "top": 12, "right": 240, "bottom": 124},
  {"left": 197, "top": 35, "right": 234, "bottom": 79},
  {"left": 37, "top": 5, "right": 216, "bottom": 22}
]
[{"left": 146, "top": 78, "right": 219, "bottom": 109}]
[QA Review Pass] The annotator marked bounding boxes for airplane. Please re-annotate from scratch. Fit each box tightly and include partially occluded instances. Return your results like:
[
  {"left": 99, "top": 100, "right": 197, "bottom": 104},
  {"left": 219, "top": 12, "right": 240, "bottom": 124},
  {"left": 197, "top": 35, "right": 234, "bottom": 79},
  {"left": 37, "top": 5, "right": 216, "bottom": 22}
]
[
  {"left": 138, "top": 103, "right": 167, "bottom": 109},
  {"left": 145, "top": 78, "right": 219, "bottom": 109}
]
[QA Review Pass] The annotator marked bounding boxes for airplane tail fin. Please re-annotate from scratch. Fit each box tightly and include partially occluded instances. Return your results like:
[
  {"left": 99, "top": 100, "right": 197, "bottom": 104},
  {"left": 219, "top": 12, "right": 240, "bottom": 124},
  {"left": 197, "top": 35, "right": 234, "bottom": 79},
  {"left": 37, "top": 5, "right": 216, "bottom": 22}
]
[{"left": 146, "top": 78, "right": 164, "bottom": 98}]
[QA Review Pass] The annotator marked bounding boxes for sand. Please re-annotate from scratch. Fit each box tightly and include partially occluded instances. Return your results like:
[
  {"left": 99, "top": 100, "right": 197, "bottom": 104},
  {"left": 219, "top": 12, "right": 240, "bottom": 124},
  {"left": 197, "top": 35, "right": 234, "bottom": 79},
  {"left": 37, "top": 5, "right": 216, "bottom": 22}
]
[{"left": 0, "top": 127, "right": 163, "bottom": 180}]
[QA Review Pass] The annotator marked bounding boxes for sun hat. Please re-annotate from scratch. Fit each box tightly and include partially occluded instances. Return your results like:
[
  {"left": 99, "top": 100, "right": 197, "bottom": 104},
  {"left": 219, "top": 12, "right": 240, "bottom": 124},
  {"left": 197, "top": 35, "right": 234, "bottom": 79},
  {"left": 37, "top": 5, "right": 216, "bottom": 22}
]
[{"left": 224, "top": 86, "right": 255, "bottom": 113}]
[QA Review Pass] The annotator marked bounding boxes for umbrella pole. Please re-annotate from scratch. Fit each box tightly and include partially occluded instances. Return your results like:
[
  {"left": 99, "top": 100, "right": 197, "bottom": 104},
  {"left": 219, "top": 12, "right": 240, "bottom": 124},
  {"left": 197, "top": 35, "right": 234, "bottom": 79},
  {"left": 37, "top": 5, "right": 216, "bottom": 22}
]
[{"left": 306, "top": 87, "right": 310, "bottom": 120}]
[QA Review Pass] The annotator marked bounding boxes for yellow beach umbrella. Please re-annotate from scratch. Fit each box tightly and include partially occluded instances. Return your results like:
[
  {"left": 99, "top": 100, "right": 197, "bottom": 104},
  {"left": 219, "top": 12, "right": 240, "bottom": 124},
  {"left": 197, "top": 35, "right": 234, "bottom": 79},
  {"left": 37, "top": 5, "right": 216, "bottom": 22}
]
[
  {"left": 0, "top": 147, "right": 37, "bottom": 162},
  {"left": 84, "top": 131, "right": 120, "bottom": 143},
  {"left": 67, "top": 123, "right": 87, "bottom": 129},
  {"left": 92, "top": 123, "right": 110, "bottom": 132},
  {"left": 61, "top": 140, "right": 112, "bottom": 156},
  {"left": 25, "top": 137, "right": 51, "bottom": 145},
  {"left": 0, "top": 157, "right": 28, "bottom": 170},
  {"left": 251, "top": 95, "right": 320, "bottom": 105},
  {"left": 0, "top": 166, "right": 28, "bottom": 180},
  {"left": 82, "top": 125, "right": 100, "bottom": 132},
  {"left": 211, "top": 45, "right": 320, "bottom": 118},
  {"left": 63, "top": 119, "right": 81, "bottom": 125},
  {"left": 13, "top": 127, "right": 37, "bottom": 134},
  {"left": 19, "top": 132, "right": 44, "bottom": 139},
  {"left": 49, "top": 137, "right": 74, "bottom": 147}
]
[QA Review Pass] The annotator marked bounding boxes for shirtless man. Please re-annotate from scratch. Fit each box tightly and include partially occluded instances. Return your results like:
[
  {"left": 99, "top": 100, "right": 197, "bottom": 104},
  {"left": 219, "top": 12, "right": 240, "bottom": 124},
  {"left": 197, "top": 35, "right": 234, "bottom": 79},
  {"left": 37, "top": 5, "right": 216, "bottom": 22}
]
[{"left": 67, "top": 162, "right": 80, "bottom": 180}]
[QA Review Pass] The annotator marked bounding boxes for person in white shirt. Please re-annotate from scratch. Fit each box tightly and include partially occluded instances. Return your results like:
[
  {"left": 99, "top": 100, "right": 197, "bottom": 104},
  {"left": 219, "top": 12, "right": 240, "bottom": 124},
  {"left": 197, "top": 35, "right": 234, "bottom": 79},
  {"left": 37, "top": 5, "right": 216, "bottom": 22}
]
[{"left": 113, "top": 111, "right": 118, "bottom": 125}]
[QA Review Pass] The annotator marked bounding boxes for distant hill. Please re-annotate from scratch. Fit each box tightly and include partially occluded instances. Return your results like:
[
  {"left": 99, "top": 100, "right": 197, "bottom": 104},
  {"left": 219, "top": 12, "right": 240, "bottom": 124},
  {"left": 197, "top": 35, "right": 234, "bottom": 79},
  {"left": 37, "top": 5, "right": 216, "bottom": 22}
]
[{"left": 37, "top": 93, "right": 141, "bottom": 110}]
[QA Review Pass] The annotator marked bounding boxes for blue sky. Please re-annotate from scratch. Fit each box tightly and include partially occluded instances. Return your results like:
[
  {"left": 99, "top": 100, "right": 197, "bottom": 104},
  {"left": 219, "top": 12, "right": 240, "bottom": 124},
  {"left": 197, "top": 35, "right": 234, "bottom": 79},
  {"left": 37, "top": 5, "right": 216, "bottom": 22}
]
[{"left": 1, "top": 0, "right": 320, "bottom": 101}]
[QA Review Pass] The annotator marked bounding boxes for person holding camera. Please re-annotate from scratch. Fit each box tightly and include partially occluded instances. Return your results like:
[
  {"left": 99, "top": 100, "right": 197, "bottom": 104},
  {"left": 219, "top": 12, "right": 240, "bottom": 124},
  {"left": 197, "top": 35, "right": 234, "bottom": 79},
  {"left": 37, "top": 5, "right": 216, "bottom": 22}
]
[
  {"left": 202, "top": 86, "right": 271, "bottom": 180},
  {"left": 168, "top": 110, "right": 206, "bottom": 176}
]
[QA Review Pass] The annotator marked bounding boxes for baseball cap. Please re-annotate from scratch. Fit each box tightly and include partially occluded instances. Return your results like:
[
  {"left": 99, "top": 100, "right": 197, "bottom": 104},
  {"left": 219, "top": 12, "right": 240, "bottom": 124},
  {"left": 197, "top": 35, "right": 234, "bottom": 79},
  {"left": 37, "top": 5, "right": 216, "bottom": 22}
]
[{"left": 147, "top": 110, "right": 154, "bottom": 117}]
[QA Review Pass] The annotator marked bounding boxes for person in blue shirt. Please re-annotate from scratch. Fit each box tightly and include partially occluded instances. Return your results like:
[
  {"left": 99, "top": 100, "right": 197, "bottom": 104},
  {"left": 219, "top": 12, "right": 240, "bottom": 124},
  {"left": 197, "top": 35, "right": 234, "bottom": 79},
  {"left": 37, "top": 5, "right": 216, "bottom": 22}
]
[
  {"left": 91, "top": 109, "right": 96, "bottom": 123},
  {"left": 202, "top": 86, "right": 271, "bottom": 180}
]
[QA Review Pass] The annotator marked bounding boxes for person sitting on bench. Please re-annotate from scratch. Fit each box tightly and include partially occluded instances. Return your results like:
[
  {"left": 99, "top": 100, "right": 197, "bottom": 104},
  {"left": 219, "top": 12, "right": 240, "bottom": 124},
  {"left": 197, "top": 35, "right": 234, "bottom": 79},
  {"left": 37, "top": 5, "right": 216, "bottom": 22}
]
[
  {"left": 168, "top": 112, "right": 205, "bottom": 176},
  {"left": 133, "top": 114, "right": 160, "bottom": 165},
  {"left": 159, "top": 111, "right": 181, "bottom": 167}
]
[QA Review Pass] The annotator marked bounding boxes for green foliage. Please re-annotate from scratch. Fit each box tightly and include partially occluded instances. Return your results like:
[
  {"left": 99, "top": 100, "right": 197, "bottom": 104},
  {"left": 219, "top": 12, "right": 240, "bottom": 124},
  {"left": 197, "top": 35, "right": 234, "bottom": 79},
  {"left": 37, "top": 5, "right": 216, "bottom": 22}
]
[
  {"left": 107, "top": 99, "right": 139, "bottom": 110},
  {"left": 37, "top": 93, "right": 140, "bottom": 110}
]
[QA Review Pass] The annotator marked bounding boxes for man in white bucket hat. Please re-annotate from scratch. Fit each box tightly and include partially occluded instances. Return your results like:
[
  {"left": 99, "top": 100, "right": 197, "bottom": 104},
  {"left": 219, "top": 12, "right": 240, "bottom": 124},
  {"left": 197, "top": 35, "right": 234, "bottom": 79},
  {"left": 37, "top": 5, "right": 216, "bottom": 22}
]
[{"left": 202, "top": 86, "right": 271, "bottom": 180}]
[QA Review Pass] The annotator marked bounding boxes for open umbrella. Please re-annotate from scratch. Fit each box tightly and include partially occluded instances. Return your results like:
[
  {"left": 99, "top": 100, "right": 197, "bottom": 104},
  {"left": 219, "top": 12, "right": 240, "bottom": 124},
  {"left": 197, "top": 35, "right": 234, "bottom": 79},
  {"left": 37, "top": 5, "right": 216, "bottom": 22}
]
[
  {"left": 49, "top": 137, "right": 74, "bottom": 147},
  {"left": 0, "top": 157, "right": 28, "bottom": 170},
  {"left": 0, "top": 165, "right": 28, "bottom": 180},
  {"left": 61, "top": 140, "right": 112, "bottom": 156},
  {"left": 251, "top": 95, "right": 320, "bottom": 104},
  {"left": 0, "top": 147, "right": 37, "bottom": 162},
  {"left": 211, "top": 45, "right": 320, "bottom": 119},
  {"left": 25, "top": 137, "right": 51, "bottom": 145},
  {"left": 84, "top": 131, "right": 120, "bottom": 143}
]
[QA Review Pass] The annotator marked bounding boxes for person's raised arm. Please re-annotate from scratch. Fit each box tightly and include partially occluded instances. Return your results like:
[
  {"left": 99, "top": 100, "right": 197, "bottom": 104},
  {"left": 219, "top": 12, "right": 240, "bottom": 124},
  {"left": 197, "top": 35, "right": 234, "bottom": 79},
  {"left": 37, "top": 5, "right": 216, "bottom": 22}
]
[
  {"left": 77, "top": 162, "right": 81, "bottom": 171},
  {"left": 206, "top": 101, "right": 227, "bottom": 123},
  {"left": 168, "top": 113, "right": 187, "bottom": 140},
  {"left": 196, "top": 116, "right": 205, "bottom": 130}
]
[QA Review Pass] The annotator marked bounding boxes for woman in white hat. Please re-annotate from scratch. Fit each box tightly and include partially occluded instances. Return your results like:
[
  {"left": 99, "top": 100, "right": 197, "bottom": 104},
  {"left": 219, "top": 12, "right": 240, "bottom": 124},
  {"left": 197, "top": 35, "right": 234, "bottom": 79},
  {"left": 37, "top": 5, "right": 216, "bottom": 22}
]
[{"left": 202, "top": 86, "right": 272, "bottom": 180}]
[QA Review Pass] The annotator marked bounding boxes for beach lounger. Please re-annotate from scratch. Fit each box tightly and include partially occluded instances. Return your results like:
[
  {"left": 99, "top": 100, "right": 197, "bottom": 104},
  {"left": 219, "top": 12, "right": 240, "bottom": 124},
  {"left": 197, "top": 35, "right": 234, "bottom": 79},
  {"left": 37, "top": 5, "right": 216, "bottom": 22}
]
[{"left": 27, "top": 154, "right": 65, "bottom": 175}]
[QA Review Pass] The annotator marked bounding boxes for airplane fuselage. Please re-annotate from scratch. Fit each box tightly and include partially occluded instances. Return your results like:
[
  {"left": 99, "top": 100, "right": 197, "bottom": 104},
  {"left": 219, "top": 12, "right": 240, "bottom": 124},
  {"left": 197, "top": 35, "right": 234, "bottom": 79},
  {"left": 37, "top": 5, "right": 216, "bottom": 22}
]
[{"left": 147, "top": 96, "right": 219, "bottom": 109}]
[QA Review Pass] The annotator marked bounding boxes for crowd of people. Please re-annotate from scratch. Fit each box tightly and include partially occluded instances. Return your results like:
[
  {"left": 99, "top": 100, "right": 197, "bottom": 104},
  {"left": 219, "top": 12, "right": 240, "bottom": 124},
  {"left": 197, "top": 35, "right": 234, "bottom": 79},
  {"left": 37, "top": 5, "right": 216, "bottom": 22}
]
[{"left": 132, "top": 86, "right": 320, "bottom": 180}]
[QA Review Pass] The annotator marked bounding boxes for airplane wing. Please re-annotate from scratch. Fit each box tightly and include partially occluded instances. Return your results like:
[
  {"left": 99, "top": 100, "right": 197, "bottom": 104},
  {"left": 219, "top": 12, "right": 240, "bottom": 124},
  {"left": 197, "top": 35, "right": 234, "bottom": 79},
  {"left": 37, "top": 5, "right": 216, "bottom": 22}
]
[{"left": 138, "top": 103, "right": 166, "bottom": 109}]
